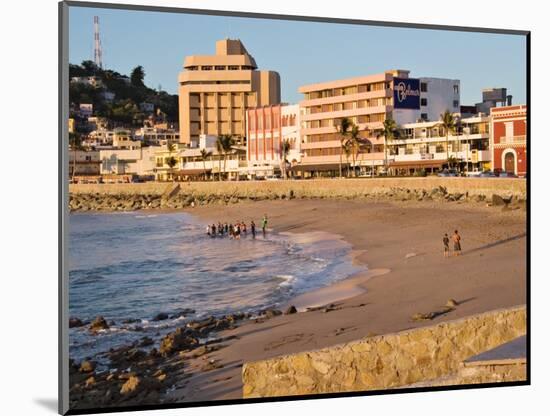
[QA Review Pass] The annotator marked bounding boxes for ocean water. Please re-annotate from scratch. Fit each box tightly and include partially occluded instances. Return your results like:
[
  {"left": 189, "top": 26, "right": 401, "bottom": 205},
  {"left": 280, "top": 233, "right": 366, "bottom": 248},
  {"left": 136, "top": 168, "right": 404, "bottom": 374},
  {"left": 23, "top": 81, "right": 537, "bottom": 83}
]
[{"left": 68, "top": 211, "right": 362, "bottom": 363}]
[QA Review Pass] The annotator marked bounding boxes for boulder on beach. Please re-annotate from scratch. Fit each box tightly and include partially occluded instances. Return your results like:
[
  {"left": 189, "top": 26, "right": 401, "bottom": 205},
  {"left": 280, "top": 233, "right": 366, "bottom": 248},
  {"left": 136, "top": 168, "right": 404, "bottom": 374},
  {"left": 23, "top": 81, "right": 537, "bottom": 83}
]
[
  {"left": 263, "top": 309, "right": 283, "bottom": 319},
  {"left": 492, "top": 194, "right": 507, "bottom": 206},
  {"left": 446, "top": 298, "right": 459, "bottom": 308},
  {"left": 284, "top": 306, "right": 297, "bottom": 315},
  {"left": 120, "top": 375, "right": 140, "bottom": 395},
  {"left": 79, "top": 360, "right": 96, "bottom": 373},
  {"left": 159, "top": 328, "right": 199, "bottom": 356},
  {"left": 89, "top": 316, "right": 109, "bottom": 332}
]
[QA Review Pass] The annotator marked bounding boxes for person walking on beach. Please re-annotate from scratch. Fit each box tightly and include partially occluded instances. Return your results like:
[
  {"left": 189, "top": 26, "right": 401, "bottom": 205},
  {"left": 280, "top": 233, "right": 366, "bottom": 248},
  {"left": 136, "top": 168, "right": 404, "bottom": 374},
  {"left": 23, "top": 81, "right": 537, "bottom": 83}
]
[
  {"left": 443, "top": 233, "right": 450, "bottom": 257},
  {"left": 241, "top": 221, "right": 247, "bottom": 235},
  {"left": 211, "top": 224, "right": 216, "bottom": 237},
  {"left": 262, "top": 214, "right": 268, "bottom": 238},
  {"left": 251, "top": 220, "right": 256, "bottom": 239},
  {"left": 452, "top": 230, "right": 462, "bottom": 256},
  {"left": 206, "top": 224, "right": 211, "bottom": 236}
]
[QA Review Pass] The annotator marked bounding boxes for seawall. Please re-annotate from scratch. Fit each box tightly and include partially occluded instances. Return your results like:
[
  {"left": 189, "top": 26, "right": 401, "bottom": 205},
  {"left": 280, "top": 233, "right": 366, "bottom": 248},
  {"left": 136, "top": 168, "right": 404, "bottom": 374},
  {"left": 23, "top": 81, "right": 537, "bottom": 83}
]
[
  {"left": 68, "top": 178, "right": 527, "bottom": 212},
  {"left": 241, "top": 305, "right": 526, "bottom": 398}
]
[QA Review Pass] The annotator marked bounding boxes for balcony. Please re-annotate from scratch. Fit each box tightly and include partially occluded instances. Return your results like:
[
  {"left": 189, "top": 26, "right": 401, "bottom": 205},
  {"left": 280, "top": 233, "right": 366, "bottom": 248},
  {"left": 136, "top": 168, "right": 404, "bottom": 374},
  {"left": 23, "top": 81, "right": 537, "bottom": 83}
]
[{"left": 499, "top": 135, "right": 526, "bottom": 144}]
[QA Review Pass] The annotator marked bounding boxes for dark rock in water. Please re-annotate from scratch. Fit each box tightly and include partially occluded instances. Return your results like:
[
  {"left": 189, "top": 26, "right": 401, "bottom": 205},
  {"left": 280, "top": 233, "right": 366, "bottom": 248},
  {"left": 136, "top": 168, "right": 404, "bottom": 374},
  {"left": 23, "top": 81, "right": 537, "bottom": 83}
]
[
  {"left": 69, "top": 317, "right": 84, "bottom": 328},
  {"left": 170, "top": 308, "right": 196, "bottom": 319},
  {"left": 263, "top": 309, "right": 283, "bottom": 319},
  {"left": 89, "top": 316, "right": 109, "bottom": 332},
  {"left": 159, "top": 328, "right": 199, "bottom": 356},
  {"left": 492, "top": 194, "right": 507, "bottom": 206},
  {"left": 131, "top": 325, "right": 144, "bottom": 332},
  {"left": 122, "top": 318, "right": 140, "bottom": 324},
  {"left": 139, "top": 337, "right": 154, "bottom": 347},
  {"left": 79, "top": 360, "right": 96, "bottom": 373},
  {"left": 284, "top": 306, "right": 298, "bottom": 315},
  {"left": 152, "top": 313, "right": 169, "bottom": 321}
]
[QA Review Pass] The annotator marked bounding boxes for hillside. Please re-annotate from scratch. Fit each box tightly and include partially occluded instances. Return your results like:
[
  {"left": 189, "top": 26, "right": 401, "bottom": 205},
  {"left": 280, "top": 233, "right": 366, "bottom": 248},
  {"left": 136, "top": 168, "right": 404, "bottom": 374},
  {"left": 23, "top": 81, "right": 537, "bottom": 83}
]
[{"left": 69, "top": 60, "right": 178, "bottom": 126}]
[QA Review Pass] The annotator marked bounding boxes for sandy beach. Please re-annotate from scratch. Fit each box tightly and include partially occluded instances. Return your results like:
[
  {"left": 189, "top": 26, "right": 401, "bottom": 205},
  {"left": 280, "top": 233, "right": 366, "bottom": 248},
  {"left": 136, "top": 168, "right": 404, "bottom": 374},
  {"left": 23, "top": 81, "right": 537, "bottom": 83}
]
[{"left": 160, "top": 197, "right": 526, "bottom": 403}]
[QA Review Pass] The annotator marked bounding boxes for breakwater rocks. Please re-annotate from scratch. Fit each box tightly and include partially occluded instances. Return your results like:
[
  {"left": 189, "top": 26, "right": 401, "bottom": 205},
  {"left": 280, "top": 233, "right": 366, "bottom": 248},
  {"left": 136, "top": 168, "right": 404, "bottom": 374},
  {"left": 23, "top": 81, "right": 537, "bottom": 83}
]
[{"left": 68, "top": 180, "right": 527, "bottom": 212}]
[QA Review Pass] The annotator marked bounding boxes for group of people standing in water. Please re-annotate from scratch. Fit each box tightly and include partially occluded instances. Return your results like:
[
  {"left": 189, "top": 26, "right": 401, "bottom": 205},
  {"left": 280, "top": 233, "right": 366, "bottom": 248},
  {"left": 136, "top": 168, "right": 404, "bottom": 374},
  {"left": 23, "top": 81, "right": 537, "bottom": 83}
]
[{"left": 206, "top": 214, "right": 268, "bottom": 239}]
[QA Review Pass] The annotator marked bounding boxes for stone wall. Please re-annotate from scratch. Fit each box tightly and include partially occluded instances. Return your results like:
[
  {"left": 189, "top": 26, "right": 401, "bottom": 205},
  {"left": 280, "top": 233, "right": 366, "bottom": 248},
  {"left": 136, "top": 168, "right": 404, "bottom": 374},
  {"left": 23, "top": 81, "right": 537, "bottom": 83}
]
[
  {"left": 242, "top": 306, "right": 526, "bottom": 398},
  {"left": 70, "top": 177, "right": 526, "bottom": 199},
  {"left": 68, "top": 178, "right": 527, "bottom": 212}
]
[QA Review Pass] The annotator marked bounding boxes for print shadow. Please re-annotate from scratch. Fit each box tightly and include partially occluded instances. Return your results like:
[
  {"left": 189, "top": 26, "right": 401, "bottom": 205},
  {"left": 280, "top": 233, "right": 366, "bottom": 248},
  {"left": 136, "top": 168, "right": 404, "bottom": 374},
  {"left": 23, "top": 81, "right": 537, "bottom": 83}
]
[{"left": 464, "top": 232, "right": 526, "bottom": 255}]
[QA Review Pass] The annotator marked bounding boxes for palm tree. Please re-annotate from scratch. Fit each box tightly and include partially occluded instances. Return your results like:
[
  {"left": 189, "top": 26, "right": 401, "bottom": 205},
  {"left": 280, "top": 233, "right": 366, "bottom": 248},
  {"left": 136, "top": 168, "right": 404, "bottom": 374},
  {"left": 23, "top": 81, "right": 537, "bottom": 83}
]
[
  {"left": 379, "top": 118, "right": 399, "bottom": 174},
  {"left": 215, "top": 136, "right": 224, "bottom": 181},
  {"left": 166, "top": 142, "right": 177, "bottom": 181},
  {"left": 281, "top": 139, "right": 292, "bottom": 180},
  {"left": 335, "top": 117, "right": 352, "bottom": 178},
  {"left": 199, "top": 149, "right": 212, "bottom": 181},
  {"left": 342, "top": 140, "right": 353, "bottom": 177},
  {"left": 440, "top": 110, "right": 457, "bottom": 161},
  {"left": 220, "top": 135, "right": 235, "bottom": 181},
  {"left": 69, "top": 132, "right": 82, "bottom": 181},
  {"left": 348, "top": 124, "right": 361, "bottom": 177}
]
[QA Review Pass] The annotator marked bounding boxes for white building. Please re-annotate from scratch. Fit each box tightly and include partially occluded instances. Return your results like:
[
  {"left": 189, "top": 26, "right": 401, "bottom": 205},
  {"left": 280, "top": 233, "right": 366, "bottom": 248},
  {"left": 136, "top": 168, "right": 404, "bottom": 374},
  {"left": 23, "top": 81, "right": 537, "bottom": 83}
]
[
  {"left": 100, "top": 146, "right": 165, "bottom": 177},
  {"left": 393, "top": 77, "right": 460, "bottom": 125}
]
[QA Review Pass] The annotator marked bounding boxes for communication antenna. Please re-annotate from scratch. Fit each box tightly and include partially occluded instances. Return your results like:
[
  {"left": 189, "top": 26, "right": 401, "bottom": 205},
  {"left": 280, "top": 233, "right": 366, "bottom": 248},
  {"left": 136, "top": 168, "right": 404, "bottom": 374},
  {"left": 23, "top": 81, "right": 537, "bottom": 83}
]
[{"left": 93, "top": 16, "right": 103, "bottom": 69}]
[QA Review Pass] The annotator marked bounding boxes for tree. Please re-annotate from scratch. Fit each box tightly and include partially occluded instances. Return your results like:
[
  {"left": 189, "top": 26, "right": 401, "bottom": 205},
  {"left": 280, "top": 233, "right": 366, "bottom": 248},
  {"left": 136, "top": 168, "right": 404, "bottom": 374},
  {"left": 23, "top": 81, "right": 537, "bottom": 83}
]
[
  {"left": 440, "top": 110, "right": 457, "bottom": 161},
  {"left": 215, "top": 136, "right": 224, "bottom": 181},
  {"left": 199, "top": 149, "right": 212, "bottom": 180},
  {"left": 281, "top": 139, "right": 291, "bottom": 179},
  {"left": 165, "top": 142, "right": 177, "bottom": 181},
  {"left": 335, "top": 117, "right": 352, "bottom": 178},
  {"left": 130, "top": 65, "right": 145, "bottom": 88},
  {"left": 348, "top": 124, "right": 362, "bottom": 177},
  {"left": 342, "top": 140, "right": 353, "bottom": 178},
  {"left": 379, "top": 118, "right": 399, "bottom": 174},
  {"left": 69, "top": 132, "right": 82, "bottom": 181},
  {"left": 221, "top": 135, "right": 236, "bottom": 181}
]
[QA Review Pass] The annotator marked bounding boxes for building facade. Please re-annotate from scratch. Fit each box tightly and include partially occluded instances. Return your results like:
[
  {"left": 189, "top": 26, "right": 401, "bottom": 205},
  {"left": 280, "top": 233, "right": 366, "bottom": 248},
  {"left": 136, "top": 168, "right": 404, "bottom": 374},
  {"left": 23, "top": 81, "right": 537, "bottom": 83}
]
[
  {"left": 490, "top": 105, "right": 527, "bottom": 176},
  {"left": 297, "top": 70, "right": 460, "bottom": 175},
  {"left": 178, "top": 39, "right": 281, "bottom": 145},
  {"left": 388, "top": 115, "right": 491, "bottom": 174},
  {"left": 246, "top": 104, "right": 301, "bottom": 178}
]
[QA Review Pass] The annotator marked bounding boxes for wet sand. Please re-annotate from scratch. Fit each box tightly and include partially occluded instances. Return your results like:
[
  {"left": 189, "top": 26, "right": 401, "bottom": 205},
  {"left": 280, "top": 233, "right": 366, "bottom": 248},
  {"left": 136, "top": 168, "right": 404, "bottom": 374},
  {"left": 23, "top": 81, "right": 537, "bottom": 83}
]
[{"left": 164, "top": 198, "right": 526, "bottom": 403}]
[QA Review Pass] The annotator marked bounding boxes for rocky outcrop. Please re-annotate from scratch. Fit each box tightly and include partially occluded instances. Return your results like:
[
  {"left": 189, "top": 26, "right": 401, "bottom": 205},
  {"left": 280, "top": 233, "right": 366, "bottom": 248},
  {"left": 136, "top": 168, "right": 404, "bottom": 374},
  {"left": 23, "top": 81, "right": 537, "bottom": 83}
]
[{"left": 89, "top": 316, "right": 109, "bottom": 332}]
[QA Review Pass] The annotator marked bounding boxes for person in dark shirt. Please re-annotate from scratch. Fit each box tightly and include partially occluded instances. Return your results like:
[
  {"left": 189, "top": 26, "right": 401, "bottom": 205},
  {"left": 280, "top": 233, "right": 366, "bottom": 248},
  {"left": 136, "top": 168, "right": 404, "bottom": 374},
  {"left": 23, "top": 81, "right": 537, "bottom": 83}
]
[
  {"left": 443, "top": 233, "right": 450, "bottom": 257},
  {"left": 251, "top": 221, "right": 256, "bottom": 239}
]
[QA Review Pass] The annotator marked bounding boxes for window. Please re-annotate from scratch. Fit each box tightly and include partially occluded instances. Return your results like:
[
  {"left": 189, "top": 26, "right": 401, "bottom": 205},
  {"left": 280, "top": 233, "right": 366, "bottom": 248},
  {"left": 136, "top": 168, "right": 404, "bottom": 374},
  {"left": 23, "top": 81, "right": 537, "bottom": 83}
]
[
  {"left": 453, "top": 100, "right": 459, "bottom": 108},
  {"left": 420, "top": 113, "right": 428, "bottom": 121},
  {"left": 421, "top": 98, "right": 428, "bottom": 106},
  {"left": 420, "top": 82, "right": 428, "bottom": 92},
  {"left": 201, "top": 66, "right": 212, "bottom": 71},
  {"left": 453, "top": 85, "right": 459, "bottom": 94},
  {"left": 214, "top": 66, "right": 225, "bottom": 70},
  {"left": 228, "top": 65, "right": 239, "bottom": 70}
]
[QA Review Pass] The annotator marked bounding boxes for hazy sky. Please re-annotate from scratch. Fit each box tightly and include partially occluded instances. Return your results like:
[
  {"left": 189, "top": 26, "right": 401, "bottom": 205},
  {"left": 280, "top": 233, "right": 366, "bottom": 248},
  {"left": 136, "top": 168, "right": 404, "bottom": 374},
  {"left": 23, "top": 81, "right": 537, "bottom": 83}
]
[{"left": 69, "top": 5, "right": 527, "bottom": 105}]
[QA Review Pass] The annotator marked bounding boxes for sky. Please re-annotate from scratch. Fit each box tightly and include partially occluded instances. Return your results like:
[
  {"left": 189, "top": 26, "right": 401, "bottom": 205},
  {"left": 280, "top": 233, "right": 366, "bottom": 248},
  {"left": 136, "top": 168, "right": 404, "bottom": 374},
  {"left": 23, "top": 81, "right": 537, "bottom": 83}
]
[{"left": 69, "top": 5, "right": 527, "bottom": 106}]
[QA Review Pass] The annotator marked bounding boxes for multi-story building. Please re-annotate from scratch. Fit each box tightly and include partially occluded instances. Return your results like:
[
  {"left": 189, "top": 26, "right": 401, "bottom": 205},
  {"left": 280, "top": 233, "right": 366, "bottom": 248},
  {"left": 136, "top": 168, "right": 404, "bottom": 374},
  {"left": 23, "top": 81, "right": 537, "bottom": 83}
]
[
  {"left": 100, "top": 146, "right": 163, "bottom": 179},
  {"left": 297, "top": 70, "right": 460, "bottom": 176},
  {"left": 387, "top": 115, "right": 491, "bottom": 174},
  {"left": 246, "top": 104, "right": 301, "bottom": 178},
  {"left": 69, "top": 150, "right": 101, "bottom": 182},
  {"left": 135, "top": 126, "right": 180, "bottom": 146},
  {"left": 490, "top": 105, "right": 527, "bottom": 176},
  {"left": 177, "top": 39, "right": 281, "bottom": 145}
]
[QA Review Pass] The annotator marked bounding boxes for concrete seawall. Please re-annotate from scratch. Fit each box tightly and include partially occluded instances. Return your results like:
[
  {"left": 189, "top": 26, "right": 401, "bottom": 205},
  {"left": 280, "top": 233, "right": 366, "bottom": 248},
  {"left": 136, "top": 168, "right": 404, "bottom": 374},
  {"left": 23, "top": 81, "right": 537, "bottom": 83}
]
[{"left": 242, "top": 305, "right": 526, "bottom": 398}]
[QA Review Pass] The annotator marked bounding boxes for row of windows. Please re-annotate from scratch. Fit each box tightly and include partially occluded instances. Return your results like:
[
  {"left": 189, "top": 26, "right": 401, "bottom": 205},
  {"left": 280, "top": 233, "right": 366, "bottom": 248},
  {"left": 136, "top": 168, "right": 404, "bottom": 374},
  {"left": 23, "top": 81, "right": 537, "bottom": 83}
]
[
  {"left": 305, "top": 82, "right": 389, "bottom": 100},
  {"left": 306, "top": 98, "right": 390, "bottom": 114},
  {"left": 304, "top": 113, "right": 385, "bottom": 129},
  {"left": 186, "top": 65, "right": 255, "bottom": 71},
  {"left": 420, "top": 82, "right": 460, "bottom": 94},
  {"left": 181, "top": 80, "right": 251, "bottom": 86}
]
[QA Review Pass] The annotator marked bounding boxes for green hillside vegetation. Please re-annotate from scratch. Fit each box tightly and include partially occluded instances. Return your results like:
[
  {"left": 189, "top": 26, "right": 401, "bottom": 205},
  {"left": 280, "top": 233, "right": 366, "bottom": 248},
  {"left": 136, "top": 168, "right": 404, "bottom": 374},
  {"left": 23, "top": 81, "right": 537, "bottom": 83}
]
[{"left": 69, "top": 61, "right": 178, "bottom": 126}]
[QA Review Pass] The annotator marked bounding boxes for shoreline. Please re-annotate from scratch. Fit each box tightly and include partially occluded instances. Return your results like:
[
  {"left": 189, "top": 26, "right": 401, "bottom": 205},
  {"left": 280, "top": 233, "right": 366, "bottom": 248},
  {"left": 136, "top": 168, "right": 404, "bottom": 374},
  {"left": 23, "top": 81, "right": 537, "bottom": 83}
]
[{"left": 68, "top": 196, "right": 527, "bottom": 408}]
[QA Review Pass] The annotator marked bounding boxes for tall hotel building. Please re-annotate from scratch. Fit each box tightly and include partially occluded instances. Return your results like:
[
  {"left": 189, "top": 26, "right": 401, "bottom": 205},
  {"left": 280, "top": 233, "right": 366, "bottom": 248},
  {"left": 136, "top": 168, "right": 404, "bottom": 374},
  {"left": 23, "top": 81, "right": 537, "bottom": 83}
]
[
  {"left": 178, "top": 39, "right": 281, "bottom": 145},
  {"left": 298, "top": 70, "right": 460, "bottom": 173}
]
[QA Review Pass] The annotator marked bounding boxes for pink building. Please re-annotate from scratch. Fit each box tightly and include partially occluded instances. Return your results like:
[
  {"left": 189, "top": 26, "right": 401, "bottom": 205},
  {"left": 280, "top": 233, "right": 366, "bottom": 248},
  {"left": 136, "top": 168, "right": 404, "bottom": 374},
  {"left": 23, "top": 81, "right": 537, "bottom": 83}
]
[{"left": 246, "top": 104, "right": 301, "bottom": 178}]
